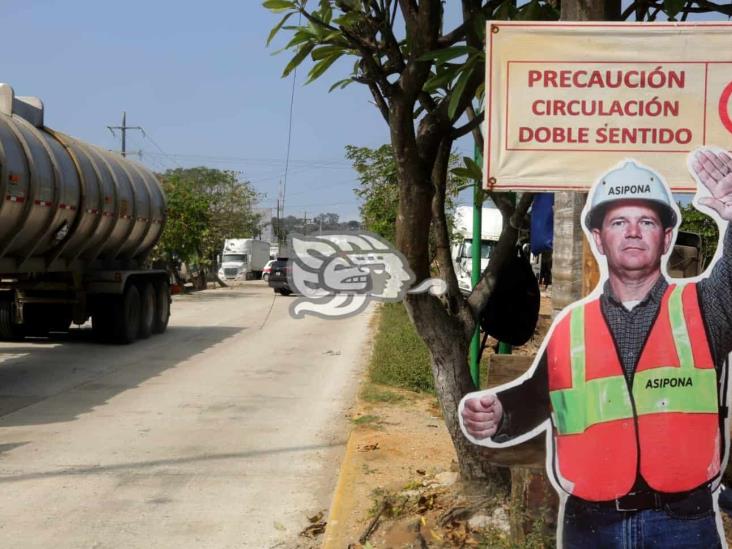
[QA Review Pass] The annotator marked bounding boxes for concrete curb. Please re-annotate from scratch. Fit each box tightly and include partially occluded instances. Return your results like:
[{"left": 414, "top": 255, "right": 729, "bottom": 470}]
[{"left": 322, "top": 429, "right": 359, "bottom": 548}]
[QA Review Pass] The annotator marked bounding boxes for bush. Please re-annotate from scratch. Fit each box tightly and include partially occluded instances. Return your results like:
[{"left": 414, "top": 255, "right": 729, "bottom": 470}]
[{"left": 369, "top": 303, "right": 434, "bottom": 393}]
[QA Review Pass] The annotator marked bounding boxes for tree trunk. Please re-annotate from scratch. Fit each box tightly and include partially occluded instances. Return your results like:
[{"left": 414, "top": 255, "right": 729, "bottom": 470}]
[
  {"left": 405, "top": 292, "right": 509, "bottom": 484},
  {"left": 551, "top": 192, "right": 586, "bottom": 315}
]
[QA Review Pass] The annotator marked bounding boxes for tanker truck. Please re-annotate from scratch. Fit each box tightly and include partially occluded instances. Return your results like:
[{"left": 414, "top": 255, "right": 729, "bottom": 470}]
[{"left": 0, "top": 83, "right": 169, "bottom": 344}]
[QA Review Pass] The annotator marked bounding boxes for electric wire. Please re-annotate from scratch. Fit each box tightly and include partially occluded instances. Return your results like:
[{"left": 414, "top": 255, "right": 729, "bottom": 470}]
[{"left": 280, "top": 12, "right": 302, "bottom": 219}]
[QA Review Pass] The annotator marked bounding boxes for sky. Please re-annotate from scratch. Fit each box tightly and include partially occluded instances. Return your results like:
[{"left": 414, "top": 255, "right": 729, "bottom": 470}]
[{"left": 0, "top": 0, "right": 408, "bottom": 222}]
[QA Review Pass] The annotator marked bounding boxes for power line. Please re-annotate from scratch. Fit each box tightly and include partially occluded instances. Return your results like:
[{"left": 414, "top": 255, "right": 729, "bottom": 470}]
[
  {"left": 138, "top": 151, "right": 351, "bottom": 167},
  {"left": 141, "top": 132, "right": 182, "bottom": 168},
  {"left": 280, "top": 11, "right": 302, "bottom": 222}
]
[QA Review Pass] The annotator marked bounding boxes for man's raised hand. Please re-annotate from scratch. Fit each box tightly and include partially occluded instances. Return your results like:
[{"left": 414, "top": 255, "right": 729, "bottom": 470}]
[
  {"left": 461, "top": 394, "right": 503, "bottom": 440},
  {"left": 691, "top": 148, "right": 732, "bottom": 221}
]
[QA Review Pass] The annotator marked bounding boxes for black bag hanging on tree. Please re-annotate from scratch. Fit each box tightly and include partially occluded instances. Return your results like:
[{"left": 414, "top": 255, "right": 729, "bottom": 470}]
[{"left": 479, "top": 246, "right": 540, "bottom": 346}]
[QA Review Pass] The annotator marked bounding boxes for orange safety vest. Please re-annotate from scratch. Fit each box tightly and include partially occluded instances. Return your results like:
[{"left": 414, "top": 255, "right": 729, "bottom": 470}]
[{"left": 547, "top": 283, "right": 720, "bottom": 501}]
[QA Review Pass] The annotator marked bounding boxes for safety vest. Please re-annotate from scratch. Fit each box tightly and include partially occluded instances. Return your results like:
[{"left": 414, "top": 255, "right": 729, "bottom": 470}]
[{"left": 547, "top": 283, "right": 720, "bottom": 502}]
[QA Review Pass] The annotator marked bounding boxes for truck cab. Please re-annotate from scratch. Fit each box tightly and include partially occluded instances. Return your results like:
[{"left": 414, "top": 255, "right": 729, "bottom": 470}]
[
  {"left": 217, "top": 238, "right": 271, "bottom": 280},
  {"left": 219, "top": 252, "right": 249, "bottom": 280},
  {"left": 452, "top": 205, "right": 503, "bottom": 294}
]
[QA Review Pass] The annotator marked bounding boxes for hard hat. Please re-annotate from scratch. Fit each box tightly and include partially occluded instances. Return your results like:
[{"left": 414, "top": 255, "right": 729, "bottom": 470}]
[{"left": 584, "top": 161, "right": 677, "bottom": 230}]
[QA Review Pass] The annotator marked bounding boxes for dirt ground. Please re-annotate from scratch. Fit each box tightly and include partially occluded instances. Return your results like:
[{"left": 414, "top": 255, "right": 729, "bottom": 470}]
[{"left": 322, "top": 385, "right": 487, "bottom": 548}]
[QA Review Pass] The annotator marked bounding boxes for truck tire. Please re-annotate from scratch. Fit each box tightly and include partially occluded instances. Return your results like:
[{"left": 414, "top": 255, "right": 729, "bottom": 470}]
[
  {"left": 0, "top": 299, "right": 22, "bottom": 340},
  {"left": 138, "top": 282, "right": 155, "bottom": 340},
  {"left": 152, "top": 280, "right": 170, "bottom": 334},
  {"left": 112, "top": 284, "right": 141, "bottom": 344}
]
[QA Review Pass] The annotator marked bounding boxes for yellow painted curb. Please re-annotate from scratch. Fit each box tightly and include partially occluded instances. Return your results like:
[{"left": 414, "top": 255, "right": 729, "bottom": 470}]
[{"left": 322, "top": 429, "right": 360, "bottom": 548}]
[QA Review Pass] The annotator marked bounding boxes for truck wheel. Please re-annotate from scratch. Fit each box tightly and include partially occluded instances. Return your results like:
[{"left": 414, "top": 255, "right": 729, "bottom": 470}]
[
  {"left": 0, "top": 299, "right": 22, "bottom": 340},
  {"left": 138, "top": 282, "right": 155, "bottom": 340},
  {"left": 152, "top": 280, "right": 170, "bottom": 334},
  {"left": 112, "top": 284, "right": 141, "bottom": 344}
]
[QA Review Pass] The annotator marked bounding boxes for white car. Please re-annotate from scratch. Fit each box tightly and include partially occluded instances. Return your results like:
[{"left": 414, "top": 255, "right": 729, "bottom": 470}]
[{"left": 262, "top": 259, "right": 276, "bottom": 282}]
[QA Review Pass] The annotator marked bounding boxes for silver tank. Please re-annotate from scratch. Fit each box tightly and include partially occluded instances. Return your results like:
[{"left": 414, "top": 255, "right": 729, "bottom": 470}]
[{"left": 0, "top": 84, "right": 166, "bottom": 273}]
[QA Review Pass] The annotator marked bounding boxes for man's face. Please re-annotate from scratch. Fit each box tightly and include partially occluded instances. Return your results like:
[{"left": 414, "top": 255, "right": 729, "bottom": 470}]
[{"left": 591, "top": 200, "right": 673, "bottom": 276}]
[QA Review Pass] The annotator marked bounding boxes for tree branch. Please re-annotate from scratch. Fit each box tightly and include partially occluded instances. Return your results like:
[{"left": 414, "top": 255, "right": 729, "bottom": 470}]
[
  {"left": 451, "top": 109, "right": 484, "bottom": 140},
  {"left": 431, "top": 138, "right": 463, "bottom": 310},
  {"left": 368, "top": 81, "right": 391, "bottom": 122},
  {"left": 465, "top": 103, "right": 484, "bottom": 152},
  {"left": 437, "top": 0, "right": 503, "bottom": 47}
]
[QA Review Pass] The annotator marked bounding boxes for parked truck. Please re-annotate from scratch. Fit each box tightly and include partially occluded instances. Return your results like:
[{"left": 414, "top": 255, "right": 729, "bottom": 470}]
[
  {"left": 218, "top": 238, "right": 270, "bottom": 280},
  {"left": 452, "top": 205, "right": 503, "bottom": 294},
  {"left": 0, "top": 83, "right": 169, "bottom": 344}
]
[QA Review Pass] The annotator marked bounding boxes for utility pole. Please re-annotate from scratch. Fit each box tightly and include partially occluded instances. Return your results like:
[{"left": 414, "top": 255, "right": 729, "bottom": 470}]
[
  {"left": 303, "top": 211, "right": 308, "bottom": 235},
  {"left": 107, "top": 112, "right": 143, "bottom": 157},
  {"left": 275, "top": 199, "right": 280, "bottom": 243}
]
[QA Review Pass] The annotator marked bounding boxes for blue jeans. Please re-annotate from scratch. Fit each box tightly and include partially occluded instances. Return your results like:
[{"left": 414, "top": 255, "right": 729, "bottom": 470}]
[{"left": 562, "top": 496, "right": 722, "bottom": 548}]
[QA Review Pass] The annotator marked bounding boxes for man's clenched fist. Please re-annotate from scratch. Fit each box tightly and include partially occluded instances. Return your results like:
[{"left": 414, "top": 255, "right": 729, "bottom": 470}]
[{"left": 461, "top": 393, "right": 504, "bottom": 439}]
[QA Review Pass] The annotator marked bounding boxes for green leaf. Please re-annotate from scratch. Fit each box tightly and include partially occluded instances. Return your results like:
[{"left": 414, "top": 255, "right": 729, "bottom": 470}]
[
  {"left": 283, "top": 30, "right": 314, "bottom": 51},
  {"left": 423, "top": 64, "right": 460, "bottom": 92},
  {"left": 306, "top": 52, "right": 343, "bottom": 83},
  {"left": 312, "top": 45, "right": 345, "bottom": 60},
  {"left": 663, "top": 0, "right": 685, "bottom": 17},
  {"left": 334, "top": 11, "right": 362, "bottom": 28},
  {"left": 450, "top": 167, "right": 474, "bottom": 179},
  {"left": 262, "top": 0, "right": 295, "bottom": 12},
  {"left": 282, "top": 43, "right": 315, "bottom": 78},
  {"left": 319, "top": 0, "right": 333, "bottom": 24},
  {"left": 447, "top": 60, "right": 475, "bottom": 119},
  {"left": 462, "top": 156, "right": 483, "bottom": 181},
  {"left": 266, "top": 12, "right": 295, "bottom": 46},
  {"left": 418, "top": 45, "right": 470, "bottom": 63},
  {"left": 475, "top": 82, "right": 485, "bottom": 101},
  {"left": 329, "top": 78, "right": 354, "bottom": 92}
]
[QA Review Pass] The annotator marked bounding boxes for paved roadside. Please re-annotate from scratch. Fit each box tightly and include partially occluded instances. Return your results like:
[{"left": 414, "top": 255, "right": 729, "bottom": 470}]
[{"left": 0, "top": 283, "right": 374, "bottom": 548}]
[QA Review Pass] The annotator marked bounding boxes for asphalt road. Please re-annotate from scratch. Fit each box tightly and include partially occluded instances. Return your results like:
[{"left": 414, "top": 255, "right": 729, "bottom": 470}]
[{"left": 0, "top": 282, "right": 373, "bottom": 548}]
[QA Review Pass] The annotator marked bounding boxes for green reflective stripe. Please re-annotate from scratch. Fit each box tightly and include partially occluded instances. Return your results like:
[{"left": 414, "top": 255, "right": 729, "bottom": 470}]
[
  {"left": 633, "top": 367, "right": 718, "bottom": 415},
  {"left": 570, "top": 306, "right": 585, "bottom": 389},
  {"left": 550, "top": 375, "right": 633, "bottom": 435},
  {"left": 668, "top": 285, "right": 694, "bottom": 371},
  {"left": 550, "top": 291, "right": 718, "bottom": 437}
]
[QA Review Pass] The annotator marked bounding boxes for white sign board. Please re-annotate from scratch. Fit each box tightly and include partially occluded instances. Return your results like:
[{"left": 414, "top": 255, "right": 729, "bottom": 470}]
[{"left": 484, "top": 22, "right": 732, "bottom": 191}]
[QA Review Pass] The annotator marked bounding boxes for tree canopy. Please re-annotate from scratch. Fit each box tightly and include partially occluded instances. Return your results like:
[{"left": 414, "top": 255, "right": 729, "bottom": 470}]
[
  {"left": 348, "top": 144, "right": 465, "bottom": 245},
  {"left": 154, "top": 167, "right": 261, "bottom": 271}
]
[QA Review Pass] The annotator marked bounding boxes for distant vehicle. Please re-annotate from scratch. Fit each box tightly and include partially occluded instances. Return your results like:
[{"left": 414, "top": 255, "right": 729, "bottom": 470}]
[
  {"left": 268, "top": 258, "right": 291, "bottom": 295},
  {"left": 218, "top": 239, "right": 270, "bottom": 280},
  {"left": 262, "top": 259, "right": 275, "bottom": 282},
  {"left": 452, "top": 205, "right": 503, "bottom": 294}
]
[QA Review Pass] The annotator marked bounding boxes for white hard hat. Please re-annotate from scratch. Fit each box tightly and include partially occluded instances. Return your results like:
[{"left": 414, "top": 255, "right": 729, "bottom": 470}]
[{"left": 584, "top": 161, "right": 677, "bottom": 230}]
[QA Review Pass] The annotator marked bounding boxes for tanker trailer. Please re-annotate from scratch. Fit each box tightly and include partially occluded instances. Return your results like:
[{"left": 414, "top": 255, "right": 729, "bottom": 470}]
[{"left": 0, "top": 83, "right": 170, "bottom": 344}]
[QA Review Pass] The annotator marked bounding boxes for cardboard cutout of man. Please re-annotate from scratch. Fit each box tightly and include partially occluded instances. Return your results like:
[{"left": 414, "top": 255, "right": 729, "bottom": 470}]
[{"left": 460, "top": 147, "right": 732, "bottom": 548}]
